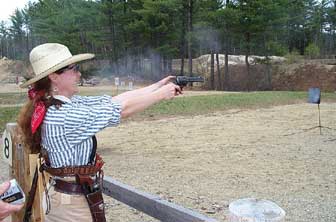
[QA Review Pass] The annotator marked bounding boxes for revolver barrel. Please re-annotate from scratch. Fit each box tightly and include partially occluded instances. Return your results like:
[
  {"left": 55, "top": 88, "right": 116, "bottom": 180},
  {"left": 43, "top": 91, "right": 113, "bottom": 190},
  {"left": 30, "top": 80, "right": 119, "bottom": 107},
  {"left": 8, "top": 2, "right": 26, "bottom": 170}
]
[{"left": 175, "top": 76, "right": 204, "bottom": 87}]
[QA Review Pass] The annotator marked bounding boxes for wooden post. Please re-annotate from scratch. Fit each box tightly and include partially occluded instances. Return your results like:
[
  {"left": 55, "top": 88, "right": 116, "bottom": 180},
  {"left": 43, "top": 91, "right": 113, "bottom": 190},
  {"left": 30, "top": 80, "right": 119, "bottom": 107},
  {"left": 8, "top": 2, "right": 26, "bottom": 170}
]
[
  {"left": 2, "top": 122, "right": 24, "bottom": 221},
  {"left": 2, "top": 123, "right": 44, "bottom": 221}
]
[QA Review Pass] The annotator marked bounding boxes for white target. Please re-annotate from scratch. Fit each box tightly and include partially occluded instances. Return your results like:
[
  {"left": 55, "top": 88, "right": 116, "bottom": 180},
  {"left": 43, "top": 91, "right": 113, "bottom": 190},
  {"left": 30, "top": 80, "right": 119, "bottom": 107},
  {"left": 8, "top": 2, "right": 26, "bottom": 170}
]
[
  {"left": 114, "top": 77, "right": 120, "bottom": 86},
  {"left": 2, "top": 129, "right": 12, "bottom": 166}
]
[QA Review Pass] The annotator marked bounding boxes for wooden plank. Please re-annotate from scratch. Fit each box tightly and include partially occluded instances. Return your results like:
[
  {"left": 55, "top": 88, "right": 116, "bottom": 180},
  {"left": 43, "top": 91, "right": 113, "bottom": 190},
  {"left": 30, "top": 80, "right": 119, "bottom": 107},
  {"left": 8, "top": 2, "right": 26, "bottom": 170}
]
[
  {"left": 103, "top": 176, "right": 218, "bottom": 222},
  {"left": 28, "top": 154, "right": 40, "bottom": 222},
  {"left": 29, "top": 154, "right": 45, "bottom": 222}
]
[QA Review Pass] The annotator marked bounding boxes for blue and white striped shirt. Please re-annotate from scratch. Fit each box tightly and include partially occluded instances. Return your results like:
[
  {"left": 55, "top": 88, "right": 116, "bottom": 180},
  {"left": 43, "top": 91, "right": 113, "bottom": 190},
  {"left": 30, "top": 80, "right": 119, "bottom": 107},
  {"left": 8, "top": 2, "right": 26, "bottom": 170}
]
[{"left": 41, "top": 95, "right": 121, "bottom": 168}]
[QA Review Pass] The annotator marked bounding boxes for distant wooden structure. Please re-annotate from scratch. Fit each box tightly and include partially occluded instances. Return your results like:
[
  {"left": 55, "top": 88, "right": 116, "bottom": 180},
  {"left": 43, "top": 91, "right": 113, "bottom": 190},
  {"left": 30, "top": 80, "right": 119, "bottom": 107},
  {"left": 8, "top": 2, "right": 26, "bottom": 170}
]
[{"left": 3, "top": 123, "right": 218, "bottom": 222}]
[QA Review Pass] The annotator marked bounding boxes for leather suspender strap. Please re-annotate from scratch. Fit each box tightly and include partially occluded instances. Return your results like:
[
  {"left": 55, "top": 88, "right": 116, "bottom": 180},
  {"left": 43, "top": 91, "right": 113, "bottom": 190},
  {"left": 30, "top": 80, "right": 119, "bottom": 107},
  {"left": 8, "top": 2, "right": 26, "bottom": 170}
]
[
  {"left": 23, "top": 166, "right": 39, "bottom": 222},
  {"left": 89, "top": 136, "right": 97, "bottom": 165}
]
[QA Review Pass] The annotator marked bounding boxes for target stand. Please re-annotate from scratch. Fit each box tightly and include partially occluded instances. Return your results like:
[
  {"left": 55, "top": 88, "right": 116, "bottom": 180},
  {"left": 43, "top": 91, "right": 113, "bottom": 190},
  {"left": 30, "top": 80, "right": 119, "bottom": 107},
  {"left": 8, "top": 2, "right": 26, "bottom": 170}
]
[{"left": 305, "top": 88, "right": 333, "bottom": 135}]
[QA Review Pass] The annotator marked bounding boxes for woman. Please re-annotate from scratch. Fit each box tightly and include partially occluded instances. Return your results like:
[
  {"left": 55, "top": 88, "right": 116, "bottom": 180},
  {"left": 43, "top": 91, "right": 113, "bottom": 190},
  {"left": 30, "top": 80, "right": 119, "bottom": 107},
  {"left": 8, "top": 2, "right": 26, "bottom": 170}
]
[{"left": 18, "top": 43, "right": 181, "bottom": 222}]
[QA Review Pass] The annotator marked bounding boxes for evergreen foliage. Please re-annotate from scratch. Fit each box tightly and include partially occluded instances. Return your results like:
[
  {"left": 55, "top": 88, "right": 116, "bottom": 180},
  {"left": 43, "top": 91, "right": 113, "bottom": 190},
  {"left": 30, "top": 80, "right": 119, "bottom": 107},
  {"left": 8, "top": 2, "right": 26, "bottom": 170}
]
[{"left": 1, "top": 0, "right": 335, "bottom": 89}]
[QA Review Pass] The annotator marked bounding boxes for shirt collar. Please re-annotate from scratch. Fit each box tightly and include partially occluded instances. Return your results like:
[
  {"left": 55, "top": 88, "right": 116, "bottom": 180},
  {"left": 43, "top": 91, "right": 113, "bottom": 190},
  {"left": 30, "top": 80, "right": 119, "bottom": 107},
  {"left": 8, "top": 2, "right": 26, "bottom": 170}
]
[{"left": 53, "top": 95, "right": 72, "bottom": 103}]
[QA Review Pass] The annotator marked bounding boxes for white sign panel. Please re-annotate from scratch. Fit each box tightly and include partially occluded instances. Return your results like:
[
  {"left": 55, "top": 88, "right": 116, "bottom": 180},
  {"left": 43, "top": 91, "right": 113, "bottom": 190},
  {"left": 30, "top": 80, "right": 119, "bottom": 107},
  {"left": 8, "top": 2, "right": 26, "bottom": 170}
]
[
  {"left": 114, "top": 77, "right": 120, "bottom": 86},
  {"left": 2, "top": 129, "right": 12, "bottom": 166},
  {"left": 128, "top": 81, "right": 133, "bottom": 90}
]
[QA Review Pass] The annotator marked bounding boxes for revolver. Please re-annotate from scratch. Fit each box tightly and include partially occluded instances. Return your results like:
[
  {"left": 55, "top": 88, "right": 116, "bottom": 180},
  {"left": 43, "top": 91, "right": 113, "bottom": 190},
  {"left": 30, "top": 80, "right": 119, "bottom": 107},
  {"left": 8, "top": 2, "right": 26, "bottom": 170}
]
[{"left": 173, "top": 76, "right": 204, "bottom": 88}]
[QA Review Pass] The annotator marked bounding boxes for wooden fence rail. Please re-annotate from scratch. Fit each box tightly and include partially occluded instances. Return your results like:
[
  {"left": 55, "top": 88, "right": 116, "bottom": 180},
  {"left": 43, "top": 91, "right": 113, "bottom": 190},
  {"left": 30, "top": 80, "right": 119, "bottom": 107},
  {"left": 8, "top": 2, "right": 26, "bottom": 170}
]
[{"left": 103, "top": 176, "right": 218, "bottom": 222}]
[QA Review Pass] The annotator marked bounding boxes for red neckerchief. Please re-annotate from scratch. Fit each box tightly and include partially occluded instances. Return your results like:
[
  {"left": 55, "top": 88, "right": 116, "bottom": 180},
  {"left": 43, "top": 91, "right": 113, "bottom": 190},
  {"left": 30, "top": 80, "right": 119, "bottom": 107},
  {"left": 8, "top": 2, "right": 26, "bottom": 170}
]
[{"left": 28, "top": 88, "right": 46, "bottom": 134}]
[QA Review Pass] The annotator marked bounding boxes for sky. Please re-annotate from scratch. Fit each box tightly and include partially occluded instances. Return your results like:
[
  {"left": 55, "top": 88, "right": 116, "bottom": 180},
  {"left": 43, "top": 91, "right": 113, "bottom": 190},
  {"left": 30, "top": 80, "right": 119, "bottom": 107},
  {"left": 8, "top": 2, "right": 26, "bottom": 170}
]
[{"left": 0, "top": 0, "right": 36, "bottom": 22}]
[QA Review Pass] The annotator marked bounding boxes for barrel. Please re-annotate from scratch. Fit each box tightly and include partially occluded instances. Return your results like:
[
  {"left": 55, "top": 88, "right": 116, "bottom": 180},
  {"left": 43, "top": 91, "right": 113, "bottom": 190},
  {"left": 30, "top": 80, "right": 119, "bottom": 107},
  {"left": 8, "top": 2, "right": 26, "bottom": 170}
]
[{"left": 229, "top": 198, "right": 285, "bottom": 222}]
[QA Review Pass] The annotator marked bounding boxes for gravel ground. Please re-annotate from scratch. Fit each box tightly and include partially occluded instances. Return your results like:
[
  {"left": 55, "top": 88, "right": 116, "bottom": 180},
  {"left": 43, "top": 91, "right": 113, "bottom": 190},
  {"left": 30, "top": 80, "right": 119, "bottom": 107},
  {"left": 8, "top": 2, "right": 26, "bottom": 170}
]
[
  {"left": 1, "top": 103, "right": 335, "bottom": 222},
  {"left": 98, "top": 103, "right": 336, "bottom": 222}
]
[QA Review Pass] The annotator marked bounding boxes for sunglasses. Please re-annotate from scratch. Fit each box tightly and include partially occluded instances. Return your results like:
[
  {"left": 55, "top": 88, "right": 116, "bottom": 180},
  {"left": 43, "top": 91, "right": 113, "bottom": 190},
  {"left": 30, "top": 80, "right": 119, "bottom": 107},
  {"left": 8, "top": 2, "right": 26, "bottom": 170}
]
[{"left": 55, "top": 64, "right": 80, "bottom": 74}]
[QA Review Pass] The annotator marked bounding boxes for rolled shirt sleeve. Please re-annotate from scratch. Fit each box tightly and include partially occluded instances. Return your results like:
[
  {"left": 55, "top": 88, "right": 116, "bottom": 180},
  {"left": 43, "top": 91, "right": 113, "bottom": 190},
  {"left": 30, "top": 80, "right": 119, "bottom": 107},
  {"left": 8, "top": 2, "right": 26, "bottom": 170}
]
[{"left": 65, "top": 97, "right": 121, "bottom": 145}]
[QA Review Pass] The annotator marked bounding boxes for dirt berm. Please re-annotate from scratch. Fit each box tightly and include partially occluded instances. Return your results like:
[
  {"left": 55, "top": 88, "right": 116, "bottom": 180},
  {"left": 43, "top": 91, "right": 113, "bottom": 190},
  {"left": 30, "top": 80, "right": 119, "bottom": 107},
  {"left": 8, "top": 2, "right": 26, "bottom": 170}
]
[
  {"left": 224, "top": 62, "right": 336, "bottom": 92},
  {"left": 1, "top": 56, "right": 336, "bottom": 92}
]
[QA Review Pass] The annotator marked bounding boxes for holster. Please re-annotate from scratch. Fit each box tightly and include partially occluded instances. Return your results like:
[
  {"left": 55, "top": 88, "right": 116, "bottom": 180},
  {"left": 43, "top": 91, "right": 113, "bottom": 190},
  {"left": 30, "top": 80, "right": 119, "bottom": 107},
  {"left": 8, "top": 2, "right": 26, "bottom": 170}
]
[
  {"left": 85, "top": 188, "right": 106, "bottom": 222},
  {"left": 76, "top": 175, "right": 106, "bottom": 222}
]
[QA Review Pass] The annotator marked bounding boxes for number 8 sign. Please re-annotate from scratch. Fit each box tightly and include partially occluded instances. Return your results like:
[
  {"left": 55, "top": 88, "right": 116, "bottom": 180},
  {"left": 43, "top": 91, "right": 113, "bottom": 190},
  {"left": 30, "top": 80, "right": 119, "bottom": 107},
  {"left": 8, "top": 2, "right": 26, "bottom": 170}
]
[{"left": 2, "top": 129, "right": 12, "bottom": 166}]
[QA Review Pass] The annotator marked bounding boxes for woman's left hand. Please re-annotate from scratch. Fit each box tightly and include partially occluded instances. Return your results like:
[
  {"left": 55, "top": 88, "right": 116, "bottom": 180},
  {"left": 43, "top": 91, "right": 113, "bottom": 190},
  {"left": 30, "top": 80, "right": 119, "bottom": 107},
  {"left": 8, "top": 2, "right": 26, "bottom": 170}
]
[{"left": 0, "top": 181, "right": 24, "bottom": 221}]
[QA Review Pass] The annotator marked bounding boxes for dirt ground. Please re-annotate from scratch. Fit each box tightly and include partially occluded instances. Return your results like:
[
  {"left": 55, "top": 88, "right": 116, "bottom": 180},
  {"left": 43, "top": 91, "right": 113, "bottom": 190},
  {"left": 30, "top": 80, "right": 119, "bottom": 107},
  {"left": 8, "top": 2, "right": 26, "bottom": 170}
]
[
  {"left": 97, "top": 102, "right": 335, "bottom": 222},
  {"left": 1, "top": 86, "right": 335, "bottom": 222}
]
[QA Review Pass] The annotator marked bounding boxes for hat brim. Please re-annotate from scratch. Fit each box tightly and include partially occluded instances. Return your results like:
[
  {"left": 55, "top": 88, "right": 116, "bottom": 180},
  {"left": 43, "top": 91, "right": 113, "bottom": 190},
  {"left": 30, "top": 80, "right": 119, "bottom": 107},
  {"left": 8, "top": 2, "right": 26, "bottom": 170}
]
[{"left": 20, "top": 53, "right": 95, "bottom": 88}]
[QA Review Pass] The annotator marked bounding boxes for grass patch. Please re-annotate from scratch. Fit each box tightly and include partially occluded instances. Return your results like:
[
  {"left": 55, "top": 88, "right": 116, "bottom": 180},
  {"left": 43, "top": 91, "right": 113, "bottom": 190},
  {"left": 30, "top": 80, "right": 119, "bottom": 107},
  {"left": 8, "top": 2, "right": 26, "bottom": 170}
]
[
  {"left": 1, "top": 91, "right": 336, "bottom": 131},
  {"left": 135, "top": 91, "right": 336, "bottom": 119},
  {"left": 0, "top": 107, "right": 20, "bottom": 132},
  {"left": 0, "top": 92, "right": 26, "bottom": 105}
]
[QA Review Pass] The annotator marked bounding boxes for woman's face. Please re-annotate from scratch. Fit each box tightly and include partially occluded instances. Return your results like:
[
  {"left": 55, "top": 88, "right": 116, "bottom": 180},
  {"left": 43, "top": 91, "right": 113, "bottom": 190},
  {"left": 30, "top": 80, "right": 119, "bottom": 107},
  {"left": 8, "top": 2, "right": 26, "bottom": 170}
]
[{"left": 50, "top": 64, "right": 81, "bottom": 97}]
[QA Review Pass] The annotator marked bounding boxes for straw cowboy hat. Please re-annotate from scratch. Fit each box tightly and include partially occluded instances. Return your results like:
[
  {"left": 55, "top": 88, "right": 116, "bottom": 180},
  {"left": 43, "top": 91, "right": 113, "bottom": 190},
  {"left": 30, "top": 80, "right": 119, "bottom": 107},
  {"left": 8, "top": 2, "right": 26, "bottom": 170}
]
[{"left": 20, "top": 43, "right": 94, "bottom": 88}]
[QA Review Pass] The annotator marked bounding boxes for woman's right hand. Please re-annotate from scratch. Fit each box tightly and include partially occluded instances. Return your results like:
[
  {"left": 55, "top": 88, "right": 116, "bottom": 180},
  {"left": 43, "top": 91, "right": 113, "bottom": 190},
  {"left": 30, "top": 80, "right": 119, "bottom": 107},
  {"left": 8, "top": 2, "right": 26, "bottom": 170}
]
[
  {"left": 157, "top": 82, "right": 182, "bottom": 100},
  {"left": 119, "top": 81, "right": 182, "bottom": 118},
  {"left": 157, "top": 75, "right": 176, "bottom": 87}
]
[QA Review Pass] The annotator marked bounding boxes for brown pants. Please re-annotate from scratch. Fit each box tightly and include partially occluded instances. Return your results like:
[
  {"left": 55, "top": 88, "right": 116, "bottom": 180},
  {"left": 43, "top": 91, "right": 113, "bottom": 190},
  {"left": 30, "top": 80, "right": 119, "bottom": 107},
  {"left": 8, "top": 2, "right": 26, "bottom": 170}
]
[{"left": 43, "top": 186, "right": 92, "bottom": 222}]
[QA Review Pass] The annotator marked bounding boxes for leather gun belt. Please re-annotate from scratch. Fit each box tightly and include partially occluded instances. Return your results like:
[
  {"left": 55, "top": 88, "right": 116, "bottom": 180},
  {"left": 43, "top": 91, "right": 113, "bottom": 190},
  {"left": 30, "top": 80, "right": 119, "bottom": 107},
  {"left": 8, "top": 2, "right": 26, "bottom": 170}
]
[
  {"left": 54, "top": 179, "right": 84, "bottom": 195},
  {"left": 40, "top": 163, "right": 102, "bottom": 177}
]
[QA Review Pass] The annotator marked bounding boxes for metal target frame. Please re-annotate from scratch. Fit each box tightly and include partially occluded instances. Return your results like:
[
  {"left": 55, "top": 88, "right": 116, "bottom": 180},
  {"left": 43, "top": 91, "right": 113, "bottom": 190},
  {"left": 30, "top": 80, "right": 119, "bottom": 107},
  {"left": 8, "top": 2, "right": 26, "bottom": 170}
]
[{"left": 306, "top": 88, "right": 334, "bottom": 135}]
